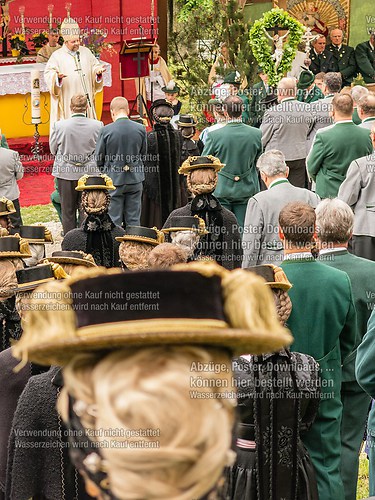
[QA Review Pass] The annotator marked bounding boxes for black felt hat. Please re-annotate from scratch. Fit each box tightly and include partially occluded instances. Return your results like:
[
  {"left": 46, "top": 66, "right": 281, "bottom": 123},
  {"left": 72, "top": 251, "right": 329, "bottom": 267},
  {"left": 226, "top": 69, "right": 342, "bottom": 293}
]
[
  {"left": 12, "top": 262, "right": 293, "bottom": 366},
  {"left": 14, "top": 264, "right": 56, "bottom": 292},
  {"left": 162, "top": 215, "right": 209, "bottom": 235},
  {"left": 115, "top": 226, "right": 164, "bottom": 246},
  {"left": 0, "top": 236, "right": 31, "bottom": 258},
  {"left": 19, "top": 225, "right": 54, "bottom": 244},
  {"left": 149, "top": 99, "right": 173, "bottom": 114},
  {"left": 176, "top": 114, "right": 198, "bottom": 127},
  {"left": 179, "top": 155, "right": 224, "bottom": 175},
  {"left": 247, "top": 264, "right": 292, "bottom": 291},
  {"left": 259, "top": 92, "right": 278, "bottom": 108},
  {"left": 75, "top": 175, "right": 115, "bottom": 191}
]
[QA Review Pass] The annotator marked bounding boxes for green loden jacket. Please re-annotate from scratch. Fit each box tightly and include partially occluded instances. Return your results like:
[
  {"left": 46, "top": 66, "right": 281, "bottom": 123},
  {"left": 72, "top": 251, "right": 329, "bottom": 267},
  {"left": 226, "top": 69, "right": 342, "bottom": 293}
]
[
  {"left": 202, "top": 121, "right": 262, "bottom": 203},
  {"left": 307, "top": 121, "right": 372, "bottom": 198}
]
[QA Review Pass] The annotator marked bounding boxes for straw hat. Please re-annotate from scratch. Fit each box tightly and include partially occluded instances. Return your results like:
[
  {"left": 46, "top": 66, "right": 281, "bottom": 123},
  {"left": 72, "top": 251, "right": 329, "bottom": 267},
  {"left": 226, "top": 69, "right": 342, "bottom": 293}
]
[
  {"left": 12, "top": 261, "right": 293, "bottom": 366},
  {"left": 0, "top": 197, "right": 16, "bottom": 216},
  {"left": 75, "top": 175, "right": 115, "bottom": 192},
  {"left": 115, "top": 226, "right": 164, "bottom": 246},
  {"left": 42, "top": 251, "right": 97, "bottom": 268},
  {"left": 179, "top": 155, "right": 224, "bottom": 175}
]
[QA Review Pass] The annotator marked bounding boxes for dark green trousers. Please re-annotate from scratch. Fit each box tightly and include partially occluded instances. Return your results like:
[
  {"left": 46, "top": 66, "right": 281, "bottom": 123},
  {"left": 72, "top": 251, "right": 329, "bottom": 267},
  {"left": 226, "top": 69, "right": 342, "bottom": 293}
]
[{"left": 341, "top": 380, "right": 370, "bottom": 500}]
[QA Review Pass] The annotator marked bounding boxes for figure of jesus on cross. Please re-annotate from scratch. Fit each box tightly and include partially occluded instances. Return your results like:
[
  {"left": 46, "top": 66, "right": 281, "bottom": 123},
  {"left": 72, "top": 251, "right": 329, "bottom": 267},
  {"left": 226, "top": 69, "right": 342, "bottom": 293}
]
[{"left": 264, "top": 28, "right": 290, "bottom": 70}]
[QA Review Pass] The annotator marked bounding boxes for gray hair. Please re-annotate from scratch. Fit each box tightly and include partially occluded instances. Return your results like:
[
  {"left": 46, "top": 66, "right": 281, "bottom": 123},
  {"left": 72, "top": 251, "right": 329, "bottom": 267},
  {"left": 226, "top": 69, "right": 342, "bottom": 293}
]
[
  {"left": 170, "top": 230, "right": 200, "bottom": 258},
  {"left": 351, "top": 85, "right": 369, "bottom": 104},
  {"left": 256, "top": 150, "right": 288, "bottom": 177},
  {"left": 323, "top": 72, "right": 342, "bottom": 93},
  {"left": 315, "top": 198, "right": 354, "bottom": 244}
]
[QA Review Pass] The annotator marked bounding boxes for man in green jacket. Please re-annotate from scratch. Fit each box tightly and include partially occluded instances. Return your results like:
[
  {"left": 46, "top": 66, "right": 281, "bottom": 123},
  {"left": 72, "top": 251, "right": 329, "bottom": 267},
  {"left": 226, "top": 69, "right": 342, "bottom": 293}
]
[
  {"left": 356, "top": 310, "right": 375, "bottom": 497},
  {"left": 355, "top": 30, "right": 375, "bottom": 85},
  {"left": 316, "top": 198, "right": 375, "bottom": 500},
  {"left": 202, "top": 95, "right": 262, "bottom": 229},
  {"left": 297, "top": 69, "right": 324, "bottom": 103},
  {"left": 222, "top": 71, "right": 250, "bottom": 125},
  {"left": 307, "top": 93, "right": 372, "bottom": 198},
  {"left": 279, "top": 201, "right": 357, "bottom": 500},
  {"left": 327, "top": 29, "right": 357, "bottom": 87}
]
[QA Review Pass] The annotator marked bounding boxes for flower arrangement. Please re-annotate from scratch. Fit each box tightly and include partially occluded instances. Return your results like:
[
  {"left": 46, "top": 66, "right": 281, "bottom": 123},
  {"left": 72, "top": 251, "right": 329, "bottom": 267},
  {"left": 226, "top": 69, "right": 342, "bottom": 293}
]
[
  {"left": 30, "top": 31, "right": 49, "bottom": 49},
  {"left": 9, "top": 32, "right": 27, "bottom": 50},
  {"left": 249, "top": 8, "right": 305, "bottom": 86},
  {"left": 81, "top": 27, "right": 115, "bottom": 58}
]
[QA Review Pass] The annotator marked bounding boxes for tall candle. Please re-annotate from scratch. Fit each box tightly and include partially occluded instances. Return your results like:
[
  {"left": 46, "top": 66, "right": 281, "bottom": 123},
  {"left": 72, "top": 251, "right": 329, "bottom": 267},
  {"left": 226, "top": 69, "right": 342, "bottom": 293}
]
[
  {"left": 31, "top": 71, "right": 41, "bottom": 124},
  {"left": 19, "top": 6, "right": 25, "bottom": 36},
  {"left": 48, "top": 4, "right": 54, "bottom": 30}
]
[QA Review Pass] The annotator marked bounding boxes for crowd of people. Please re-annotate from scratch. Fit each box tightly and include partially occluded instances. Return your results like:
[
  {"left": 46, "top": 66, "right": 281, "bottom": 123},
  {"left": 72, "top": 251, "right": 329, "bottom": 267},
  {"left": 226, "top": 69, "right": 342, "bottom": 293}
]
[{"left": 1, "top": 16, "right": 375, "bottom": 500}]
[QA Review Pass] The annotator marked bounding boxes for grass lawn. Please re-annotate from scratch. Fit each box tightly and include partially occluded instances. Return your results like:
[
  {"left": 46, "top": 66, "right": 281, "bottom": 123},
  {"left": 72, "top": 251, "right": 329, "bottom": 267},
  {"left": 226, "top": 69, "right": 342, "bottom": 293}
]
[
  {"left": 358, "top": 455, "right": 369, "bottom": 499},
  {"left": 20, "top": 204, "right": 59, "bottom": 225}
]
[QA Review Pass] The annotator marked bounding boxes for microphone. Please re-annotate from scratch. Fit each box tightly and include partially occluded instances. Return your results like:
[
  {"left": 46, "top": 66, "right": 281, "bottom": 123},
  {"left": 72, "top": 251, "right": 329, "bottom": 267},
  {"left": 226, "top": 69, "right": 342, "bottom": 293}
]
[{"left": 76, "top": 50, "right": 80, "bottom": 62}]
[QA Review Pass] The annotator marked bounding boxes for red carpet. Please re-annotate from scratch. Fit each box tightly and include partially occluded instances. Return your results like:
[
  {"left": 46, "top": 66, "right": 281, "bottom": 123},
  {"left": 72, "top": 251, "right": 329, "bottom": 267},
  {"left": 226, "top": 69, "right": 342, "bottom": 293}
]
[
  {"left": 7, "top": 138, "right": 54, "bottom": 207},
  {"left": 18, "top": 161, "right": 54, "bottom": 207}
]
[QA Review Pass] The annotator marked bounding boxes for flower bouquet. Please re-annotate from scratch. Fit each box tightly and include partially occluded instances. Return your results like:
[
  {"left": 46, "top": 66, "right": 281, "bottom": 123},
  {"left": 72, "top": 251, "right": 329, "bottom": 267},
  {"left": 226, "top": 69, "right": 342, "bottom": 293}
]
[
  {"left": 30, "top": 31, "right": 49, "bottom": 49},
  {"left": 9, "top": 32, "right": 29, "bottom": 60},
  {"left": 81, "top": 27, "right": 115, "bottom": 59}
]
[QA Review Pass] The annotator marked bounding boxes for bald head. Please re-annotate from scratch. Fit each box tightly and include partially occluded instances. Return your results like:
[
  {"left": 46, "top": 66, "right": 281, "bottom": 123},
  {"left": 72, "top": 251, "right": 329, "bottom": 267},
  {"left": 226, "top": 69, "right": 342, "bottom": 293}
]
[
  {"left": 110, "top": 97, "right": 129, "bottom": 120},
  {"left": 358, "top": 93, "right": 375, "bottom": 119},
  {"left": 277, "top": 77, "right": 297, "bottom": 102}
]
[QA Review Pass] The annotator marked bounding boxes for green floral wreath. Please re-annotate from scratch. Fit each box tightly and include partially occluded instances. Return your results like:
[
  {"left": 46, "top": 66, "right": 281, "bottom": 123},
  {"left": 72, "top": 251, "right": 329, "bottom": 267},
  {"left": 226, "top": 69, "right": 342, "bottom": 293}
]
[{"left": 249, "top": 8, "right": 305, "bottom": 86}]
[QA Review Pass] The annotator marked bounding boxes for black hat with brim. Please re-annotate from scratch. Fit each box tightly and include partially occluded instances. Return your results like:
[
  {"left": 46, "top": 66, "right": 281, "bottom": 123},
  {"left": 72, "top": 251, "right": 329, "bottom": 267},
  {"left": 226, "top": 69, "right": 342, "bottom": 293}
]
[{"left": 115, "top": 226, "right": 164, "bottom": 246}]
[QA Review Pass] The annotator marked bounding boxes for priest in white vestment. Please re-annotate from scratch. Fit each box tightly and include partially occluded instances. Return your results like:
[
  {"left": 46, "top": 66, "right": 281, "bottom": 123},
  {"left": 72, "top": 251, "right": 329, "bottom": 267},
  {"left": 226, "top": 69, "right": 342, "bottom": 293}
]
[{"left": 44, "top": 18, "right": 105, "bottom": 131}]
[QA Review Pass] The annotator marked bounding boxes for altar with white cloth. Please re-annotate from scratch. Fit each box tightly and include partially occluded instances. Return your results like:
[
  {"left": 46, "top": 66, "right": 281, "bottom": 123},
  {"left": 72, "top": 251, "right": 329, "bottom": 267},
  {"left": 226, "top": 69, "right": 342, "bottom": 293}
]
[{"left": 0, "top": 61, "right": 112, "bottom": 138}]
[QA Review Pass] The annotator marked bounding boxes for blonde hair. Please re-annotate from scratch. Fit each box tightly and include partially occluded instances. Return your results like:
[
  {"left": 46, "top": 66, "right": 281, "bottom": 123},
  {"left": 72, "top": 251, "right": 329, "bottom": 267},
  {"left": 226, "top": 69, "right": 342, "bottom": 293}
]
[
  {"left": 0, "top": 258, "right": 24, "bottom": 301},
  {"left": 187, "top": 168, "right": 217, "bottom": 196},
  {"left": 147, "top": 242, "right": 188, "bottom": 269},
  {"left": 119, "top": 241, "right": 154, "bottom": 270},
  {"left": 58, "top": 346, "right": 235, "bottom": 500},
  {"left": 81, "top": 190, "right": 110, "bottom": 215}
]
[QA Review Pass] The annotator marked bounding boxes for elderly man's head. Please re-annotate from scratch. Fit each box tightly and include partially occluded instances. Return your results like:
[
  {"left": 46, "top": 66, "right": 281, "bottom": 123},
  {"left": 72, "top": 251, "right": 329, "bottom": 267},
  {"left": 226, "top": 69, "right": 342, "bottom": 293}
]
[
  {"left": 110, "top": 96, "right": 129, "bottom": 121},
  {"left": 330, "top": 29, "right": 343, "bottom": 47},
  {"left": 331, "top": 94, "right": 354, "bottom": 121},
  {"left": 313, "top": 36, "right": 326, "bottom": 54},
  {"left": 358, "top": 93, "right": 375, "bottom": 120},
  {"left": 323, "top": 72, "right": 342, "bottom": 95},
  {"left": 277, "top": 77, "right": 297, "bottom": 102},
  {"left": 256, "top": 150, "right": 289, "bottom": 187},
  {"left": 351, "top": 85, "right": 369, "bottom": 106},
  {"left": 315, "top": 198, "right": 353, "bottom": 248},
  {"left": 70, "top": 94, "right": 87, "bottom": 114}
]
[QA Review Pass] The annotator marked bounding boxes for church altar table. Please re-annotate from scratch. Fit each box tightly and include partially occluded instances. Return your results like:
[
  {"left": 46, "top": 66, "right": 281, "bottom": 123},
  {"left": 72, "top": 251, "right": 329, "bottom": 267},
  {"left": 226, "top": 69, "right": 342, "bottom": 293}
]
[{"left": 0, "top": 61, "right": 112, "bottom": 138}]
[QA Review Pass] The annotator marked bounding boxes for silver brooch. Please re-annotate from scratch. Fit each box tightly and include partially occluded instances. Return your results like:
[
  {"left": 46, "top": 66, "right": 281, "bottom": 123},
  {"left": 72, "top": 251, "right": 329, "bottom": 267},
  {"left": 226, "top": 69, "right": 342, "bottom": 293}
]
[{"left": 83, "top": 452, "right": 102, "bottom": 474}]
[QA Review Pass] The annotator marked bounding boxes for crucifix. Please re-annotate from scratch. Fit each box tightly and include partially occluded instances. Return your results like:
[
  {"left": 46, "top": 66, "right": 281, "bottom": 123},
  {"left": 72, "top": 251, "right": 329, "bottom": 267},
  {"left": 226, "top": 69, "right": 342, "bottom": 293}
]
[
  {"left": 133, "top": 51, "right": 147, "bottom": 78},
  {"left": 301, "top": 27, "right": 319, "bottom": 58},
  {"left": 263, "top": 24, "right": 290, "bottom": 71},
  {"left": 0, "top": 0, "right": 14, "bottom": 57}
]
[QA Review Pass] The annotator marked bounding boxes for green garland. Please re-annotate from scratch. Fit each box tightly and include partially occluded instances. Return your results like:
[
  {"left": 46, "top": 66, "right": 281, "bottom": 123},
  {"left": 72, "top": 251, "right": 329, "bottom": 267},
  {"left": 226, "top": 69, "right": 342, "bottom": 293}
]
[{"left": 249, "top": 8, "right": 305, "bottom": 86}]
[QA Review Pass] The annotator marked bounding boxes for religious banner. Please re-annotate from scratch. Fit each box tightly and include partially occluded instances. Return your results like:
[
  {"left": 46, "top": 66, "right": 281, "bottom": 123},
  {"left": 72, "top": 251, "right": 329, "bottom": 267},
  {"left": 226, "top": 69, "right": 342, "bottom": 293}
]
[{"left": 280, "top": 0, "right": 350, "bottom": 41}]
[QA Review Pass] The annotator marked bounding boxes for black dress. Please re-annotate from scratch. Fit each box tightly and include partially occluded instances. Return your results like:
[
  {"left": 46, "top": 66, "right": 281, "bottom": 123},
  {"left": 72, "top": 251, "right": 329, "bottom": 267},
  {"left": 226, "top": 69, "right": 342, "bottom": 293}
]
[{"left": 227, "top": 350, "right": 320, "bottom": 500}]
